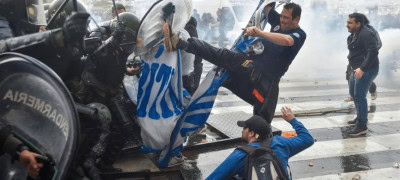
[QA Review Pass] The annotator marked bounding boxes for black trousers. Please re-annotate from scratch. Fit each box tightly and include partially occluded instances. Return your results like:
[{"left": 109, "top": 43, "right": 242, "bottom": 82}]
[{"left": 184, "top": 38, "right": 279, "bottom": 123}]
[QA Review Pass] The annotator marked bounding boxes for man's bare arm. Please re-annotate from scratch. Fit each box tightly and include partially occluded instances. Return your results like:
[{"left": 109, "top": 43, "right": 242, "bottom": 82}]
[
  {"left": 243, "top": 26, "right": 294, "bottom": 46},
  {"left": 260, "top": 31, "right": 294, "bottom": 46}
]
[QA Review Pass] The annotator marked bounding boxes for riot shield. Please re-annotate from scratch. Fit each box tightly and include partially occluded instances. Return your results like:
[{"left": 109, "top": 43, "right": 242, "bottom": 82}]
[{"left": 0, "top": 53, "right": 79, "bottom": 180}]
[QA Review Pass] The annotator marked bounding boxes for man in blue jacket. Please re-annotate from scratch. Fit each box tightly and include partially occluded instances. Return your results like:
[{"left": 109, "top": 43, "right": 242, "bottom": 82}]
[{"left": 206, "top": 107, "right": 314, "bottom": 180}]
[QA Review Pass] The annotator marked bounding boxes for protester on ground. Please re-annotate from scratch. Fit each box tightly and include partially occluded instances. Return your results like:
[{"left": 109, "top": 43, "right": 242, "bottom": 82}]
[{"left": 206, "top": 107, "right": 314, "bottom": 179}]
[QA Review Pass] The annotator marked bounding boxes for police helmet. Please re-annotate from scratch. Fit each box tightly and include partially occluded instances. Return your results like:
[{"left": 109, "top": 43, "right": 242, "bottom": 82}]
[
  {"left": 112, "top": 12, "right": 140, "bottom": 34},
  {"left": 111, "top": 12, "right": 140, "bottom": 54},
  {"left": 0, "top": 0, "right": 47, "bottom": 26},
  {"left": 46, "top": 0, "right": 88, "bottom": 29}
]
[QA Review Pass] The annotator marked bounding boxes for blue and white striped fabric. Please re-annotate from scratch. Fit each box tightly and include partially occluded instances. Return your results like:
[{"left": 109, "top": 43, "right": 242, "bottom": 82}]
[
  {"left": 136, "top": 42, "right": 229, "bottom": 166},
  {"left": 136, "top": 0, "right": 278, "bottom": 167}
]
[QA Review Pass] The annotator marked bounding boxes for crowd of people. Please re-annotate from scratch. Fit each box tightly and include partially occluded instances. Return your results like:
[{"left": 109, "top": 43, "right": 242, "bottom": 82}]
[
  {"left": 192, "top": 7, "right": 235, "bottom": 47},
  {"left": 0, "top": 0, "right": 381, "bottom": 179}
]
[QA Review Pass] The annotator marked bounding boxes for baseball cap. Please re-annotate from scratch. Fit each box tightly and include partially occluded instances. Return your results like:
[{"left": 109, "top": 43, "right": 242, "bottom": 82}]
[{"left": 237, "top": 115, "right": 271, "bottom": 139}]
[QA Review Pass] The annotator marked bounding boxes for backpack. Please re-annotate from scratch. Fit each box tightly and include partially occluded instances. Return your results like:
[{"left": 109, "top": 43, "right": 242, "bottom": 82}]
[{"left": 237, "top": 139, "right": 289, "bottom": 180}]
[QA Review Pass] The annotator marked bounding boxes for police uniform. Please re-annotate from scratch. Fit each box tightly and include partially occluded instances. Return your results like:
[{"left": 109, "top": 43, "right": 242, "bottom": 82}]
[
  {"left": 76, "top": 12, "right": 141, "bottom": 171},
  {"left": 177, "top": 8, "right": 306, "bottom": 123},
  {"left": 0, "top": 0, "right": 89, "bottom": 81}
]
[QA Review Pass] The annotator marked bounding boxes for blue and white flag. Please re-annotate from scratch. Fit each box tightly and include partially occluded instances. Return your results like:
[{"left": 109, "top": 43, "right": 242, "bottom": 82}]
[
  {"left": 134, "top": 0, "right": 284, "bottom": 166},
  {"left": 137, "top": 43, "right": 229, "bottom": 166}
]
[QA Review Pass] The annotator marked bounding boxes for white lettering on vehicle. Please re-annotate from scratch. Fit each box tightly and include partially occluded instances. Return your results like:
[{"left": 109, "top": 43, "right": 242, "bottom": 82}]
[{"left": 3, "top": 89, "right": 69, "bottom": 140}]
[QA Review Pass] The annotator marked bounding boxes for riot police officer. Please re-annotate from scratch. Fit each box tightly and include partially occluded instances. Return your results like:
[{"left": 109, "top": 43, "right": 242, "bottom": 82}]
[
  {"left": 45, "top": 1, "right": 117, "bottom": 179},
  {"left": 0, "top": 0, "right": 96, "bottom": 179},
  {"left": 80, "top": 12, "right": 141, "bottom": 173},
  {"left": 0, "top": 0, "right": 89, "bottom": 79}
]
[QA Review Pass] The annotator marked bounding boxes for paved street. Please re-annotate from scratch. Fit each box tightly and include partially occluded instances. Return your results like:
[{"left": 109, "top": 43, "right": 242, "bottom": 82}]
[{"left": 179, "top": 61, "right": 400, "bottom": 180}]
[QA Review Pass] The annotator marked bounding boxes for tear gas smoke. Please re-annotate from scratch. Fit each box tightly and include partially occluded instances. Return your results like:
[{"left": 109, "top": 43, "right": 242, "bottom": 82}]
[
  {"left": 282, "top": 0, "right": 400, "bottom": 85},
  {"left": 68, "top": 0, "right": 400, "bottom": 87}
]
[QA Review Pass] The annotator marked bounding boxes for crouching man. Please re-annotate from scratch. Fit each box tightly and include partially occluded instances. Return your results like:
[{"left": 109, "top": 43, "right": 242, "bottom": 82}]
[{"left": 206, "top": 107, "right": 314, "bottom": 180}]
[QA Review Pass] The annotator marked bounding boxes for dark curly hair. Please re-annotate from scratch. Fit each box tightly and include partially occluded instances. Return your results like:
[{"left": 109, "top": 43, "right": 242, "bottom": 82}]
[{"left": 284, "top": 3, "right": 302, "bottom": 20}]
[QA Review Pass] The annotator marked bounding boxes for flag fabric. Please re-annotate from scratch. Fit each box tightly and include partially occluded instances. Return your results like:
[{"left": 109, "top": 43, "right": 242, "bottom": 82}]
[{"left": 136, "top": 0, "right": 282, "bottom": 166}]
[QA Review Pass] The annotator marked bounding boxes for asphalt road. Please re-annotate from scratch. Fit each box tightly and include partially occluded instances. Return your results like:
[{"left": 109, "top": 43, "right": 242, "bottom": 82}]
[{"left": 180, "top": 61, "right": 400, "bottom": 180}]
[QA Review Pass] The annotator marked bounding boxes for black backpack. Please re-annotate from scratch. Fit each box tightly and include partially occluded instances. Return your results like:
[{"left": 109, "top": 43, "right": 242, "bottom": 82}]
[{"left": 237, "top": 139, "right": 289, "bottom": 180}]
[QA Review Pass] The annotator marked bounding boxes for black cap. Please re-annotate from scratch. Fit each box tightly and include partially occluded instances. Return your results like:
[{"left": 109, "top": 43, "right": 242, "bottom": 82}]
[{"left": 237, "top": 115, "right": 271, "bottom": 139}]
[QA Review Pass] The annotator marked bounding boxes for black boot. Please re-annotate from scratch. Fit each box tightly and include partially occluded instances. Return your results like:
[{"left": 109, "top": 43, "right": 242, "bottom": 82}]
[
  {"left": 97, "top": 124, "right": 125, "bottom": 172},
  {"left": 83, "top": 156, "right": 102, "bottom": 180}
]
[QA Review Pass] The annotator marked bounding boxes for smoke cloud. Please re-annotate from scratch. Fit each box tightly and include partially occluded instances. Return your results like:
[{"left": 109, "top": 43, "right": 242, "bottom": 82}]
[
  {"left": 78, "top": 0, "right": 399, "bottom": 86},
  {"left": 282, "top": 0, "right": 400, "bottom": 84}
]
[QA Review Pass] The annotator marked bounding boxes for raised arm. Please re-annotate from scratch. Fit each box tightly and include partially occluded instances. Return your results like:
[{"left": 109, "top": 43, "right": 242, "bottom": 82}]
[
  {"left": 280, "top": 107, "right": 314, "bottom": 157},
  {"left": 243, "top": 27, "right": 294, "bottom": 46}
]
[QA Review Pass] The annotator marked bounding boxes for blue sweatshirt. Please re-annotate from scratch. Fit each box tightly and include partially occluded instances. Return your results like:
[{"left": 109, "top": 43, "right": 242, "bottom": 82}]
[{"left": 206, "top": 118, "right": 314, "bottom": 180}]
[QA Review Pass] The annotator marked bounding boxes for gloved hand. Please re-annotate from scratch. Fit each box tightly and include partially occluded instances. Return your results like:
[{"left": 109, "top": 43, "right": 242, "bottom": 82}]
[
  {"left": 109, "top": 36, "right": 124, "bottom": 56},
  {"left": 111, "top": 21, "right": 126, "bottom": 43},
  {"left": 94, "top": 36, "right": 124, "bottom": 57},
  {"left": 63, "top": 12, "right": 90, "bottom": 43}
]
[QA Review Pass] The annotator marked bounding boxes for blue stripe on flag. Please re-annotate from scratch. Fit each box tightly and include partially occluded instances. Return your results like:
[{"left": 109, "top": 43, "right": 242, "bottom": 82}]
[
  {"left": 160, "top": 88, "right": 174, "bottom": 118},
  {"left": 159, "top": 71, "right": 230, "bottom": 167},
  {"left": 184, "top": 113, "right": 209, "bottom": 126},
  {"left": 149, "top": 64, "right": 173, "bottom": 120},
  {"left": 137, "top": 63, "right": 160, "bottom": 117},
  {"left": 140, "top": 145, "right": 162, "bottom": 153},
  {"left": 187, "top": 101, "right": 214, "bottom": 111},
  {"left": 155, "top": 45, "right": 165, "bottom": 58},
  {"left": 176, "top": 50, "right": 183, "bottom": 106}
]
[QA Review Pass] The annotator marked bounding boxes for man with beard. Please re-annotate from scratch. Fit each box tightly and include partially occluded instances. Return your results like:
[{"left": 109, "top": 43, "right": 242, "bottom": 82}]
[{"left": 345, "top": 13, "right": 380, "bottom": 136}]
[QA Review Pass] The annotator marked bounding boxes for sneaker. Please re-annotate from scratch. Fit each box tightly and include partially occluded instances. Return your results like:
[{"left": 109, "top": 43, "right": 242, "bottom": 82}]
[
  {"left": 167, "top": 155, "right": 185, "bottom": 167},
  {"left": 371, "top": 92, "right": 377, "bottom": 100},
  {"left": 344, "top": 97, "right": 353, "bottom": 102},
  {"left": 347, "top": 118, "right": 358, "bottom": 125},
  {"left": 163, "top": 23, "right": 180, "bottom": 52},
  {"left": 348, "top": 126, "right": 368, "bottom": 137}
]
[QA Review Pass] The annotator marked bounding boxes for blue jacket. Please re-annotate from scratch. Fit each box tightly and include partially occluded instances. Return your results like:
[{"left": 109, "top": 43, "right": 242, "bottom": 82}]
[{"left": 206, "top": 118, "right": 314, "bottom": 180}]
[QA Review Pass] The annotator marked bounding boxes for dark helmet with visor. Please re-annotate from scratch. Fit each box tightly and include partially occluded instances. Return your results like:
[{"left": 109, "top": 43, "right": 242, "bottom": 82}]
[
  {"left": 46, "top": 0, "right": 88, "bottom": 29},
  {"left": 0, "top": 0, "right": 47, "bottom": 26},
  {"left": 110, "top": 12, "right": 140, "bottom": 54}
]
